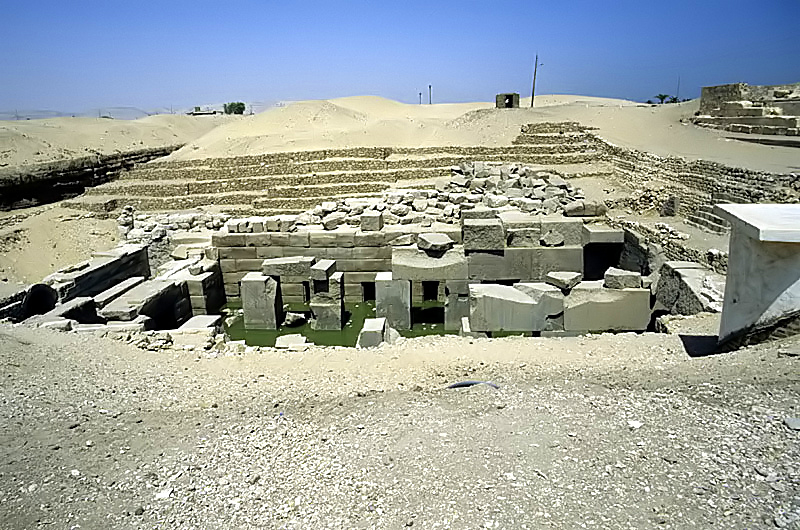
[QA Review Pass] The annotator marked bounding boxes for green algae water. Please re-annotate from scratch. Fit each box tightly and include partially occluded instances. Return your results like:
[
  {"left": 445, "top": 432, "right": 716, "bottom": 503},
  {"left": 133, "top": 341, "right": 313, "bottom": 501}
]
[
  {"left": 224, "top": 301, "right": 457, "bottom": 347},
  {"left": 224, "top": 300, "right": 456, "bottom": 347}
]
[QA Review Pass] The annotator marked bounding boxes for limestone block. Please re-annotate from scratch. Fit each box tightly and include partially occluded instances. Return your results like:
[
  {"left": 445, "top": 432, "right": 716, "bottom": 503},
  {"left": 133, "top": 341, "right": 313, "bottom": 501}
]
[
  {"left": 392, "top": 246, "right": 467, "bottom": 281},
  {"left": 563, "top": 199, "right": 607, "bottom": 217},
  {"left": 322, "top": 212, "right": 347, "bottom": 230},
  {"left": 219, "top": 247, "right": 257, "bottom": 259},
  {"left": 93, "top": 276, "right": 144, "bottom": 308},
  {"left": 513, "top": 282, "right": 565, "bottom": 331},
  {"left": 289, "top": 231, "right": 310, "bottom": 247},
  {"left": 329, "top": 272, "right": 344, "bottom": 300},
  {"left": 360, "top": 211, "right": 384, "bottom": 232},
  {"left": 545, "top": 271, "right": 582, "bottom": 291},
  {"left": 604, "top": 267, "right": 642, "bottom": 289},
  {"left": 582, "top": 224, "right": 624, "bottom": 244},
  {"left": 357, "top": 317, "right": 387, "bottom": 348},
  {"left": 375, "top": 271, "right": 411, "bottom": 330},
  {"left": 459, "top": 316, "right": 487, "bottom": 338},
  {"left": 461, "top": 206, "right": 498, "bottom": 221},
  {"left": 654, "top": 261, "right": 725, "bottom": 315},
  {"left": 539, "top": 247, "right": 583, "bottom": 277},
  {"left": 351, "top": 247, "right": 391, "bottom": 260},
  {"left": 713, "top": 204, "right": 800, "bottom": 344},
  {"left": 467, "top": 251, "right": 511, "bottom": 281},
  {"left": 310, "top": 259, "right": 337, "bottom": 281},
  {"left": 310, "top": 294, "right": 343, "bottom": 330},
  {"left": 444, "top": 280, "right": 471, "bottom": 331},
  {"left": 564, "top": 281, "right": 650, "bottom": 331},
  {"left": 507, "top": 228, "right": 541, "bottom": 248},
  {"left": 241, "top": 272, "right": 284, "bottom": 330},
  {"left": 468, "top": 284, "right": 537, "bottom": 332},
  {"left": 261, "top": 256, "right": 316, "bottom": 277},
  {"left": 503, "top": 247, "right": 539, "bottom": 280},
  {"left": 417, "top": 233, "right": 454, "bottom": 254},
  {"left": 498, "top": 211, "right": 539, "bottom": 231},
  {"left": 354, "top": 230, "right": 386, "bottom": 247},
  {"left": 540, "top": 216, "right": 583, "bottom": 246},
  {"left": 463, "top": 219, "right": 506, "bottom": 251}
]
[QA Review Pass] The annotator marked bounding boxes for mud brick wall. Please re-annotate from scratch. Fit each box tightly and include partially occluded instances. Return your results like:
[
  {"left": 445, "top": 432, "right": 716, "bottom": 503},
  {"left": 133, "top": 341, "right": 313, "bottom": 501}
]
[
  {"left": 212, "top": 225, "right": 462, "bottom": 304},
  {"left": 598, "top": 138, "right": 800, "bottom": 216}
]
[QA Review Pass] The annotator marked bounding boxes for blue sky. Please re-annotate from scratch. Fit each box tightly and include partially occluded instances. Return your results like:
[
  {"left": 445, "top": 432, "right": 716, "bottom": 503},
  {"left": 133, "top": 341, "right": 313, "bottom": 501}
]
[{"left": 1, "top": 0, "right": 798, "bottom": 113}]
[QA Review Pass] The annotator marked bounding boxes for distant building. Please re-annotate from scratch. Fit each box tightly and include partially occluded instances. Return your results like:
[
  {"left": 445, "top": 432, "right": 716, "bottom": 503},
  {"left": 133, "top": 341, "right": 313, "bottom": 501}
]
[
  {"left": 496, "top": 93, "right": 520, "bottom": 109},
  {"left": 187, "top": 106, "right": 220, "bottom": 116}
]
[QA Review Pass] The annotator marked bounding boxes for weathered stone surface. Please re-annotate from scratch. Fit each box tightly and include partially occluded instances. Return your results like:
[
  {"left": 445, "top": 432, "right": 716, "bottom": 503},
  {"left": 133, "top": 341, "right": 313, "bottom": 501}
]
[
  {"left": 360, "top": 211, "right": 384, "bottom": 232},
  {"left": 241, "top": 272, "right": 283, "bottom": 330},
  {"left": 484, "top": 194, "right": 509, "bottom": 208},
  {"left": 310, "top": 294, "right": 343, "bottom": 330},
  {"left": 469, "top": 284, "right": 536, "bottom": 332},
  {"left": 262, "top": 256, "right": 316, "bottom": 277},
  {"left": 375, "top": 272, "right": 411, "bottom": 330},
  {"left": 540, "top": 247, "right": 583, "bottom": 277},
  {"left": 654, "top": 261, "right": 725, "bottom": 315},
  {"left": 540, "top": 230, "right": 565, "bottom": 247},
  {"left": 715, "top": 204, "right": 800, "bottom": 345},
  {"left": 545, "top": 271, "right": 582, "bottom": 290},
  {"left": 310, "top": 259, "right": 337, "bottom": 281},
  {"left": 506, "top": 228, "right": 541, "bottom": 248},
  {"left": 564, "top": 199, "right": 608, "bottom": 217},
  {"left": 582, "top": 223, "right": 624, "bottom": 244},
  {"left": 322, "top": 211, "right": 347, "bottom": 230},
  {"left": 357, "top": 317, "right": 386, "bottom": 348},
  {"left": 417, "top": 233, "right": 454, "bottom": 254},
  {"left": 604, "top": 267, "right": 642, "bottom": 289},
  {"left": 541, "top": 216, "right": 583, "bottom": 246},
  {"left": 467, "top": 251, "right": 511, "bottom": 281},
  {"left": 513, "top": 282, "right": 565, "bottom": 331},
  {"left": 459, "top": 316, "right": 487, "bottom": 338},
  {"left": 463, "top": 218, "right": 505, "bottom": 251},
  {"left": 392, "top": 246, "right": 467, "bottom": 281},
  {"left": 564, "top": 280, "right": 650, "bottom": 331}
]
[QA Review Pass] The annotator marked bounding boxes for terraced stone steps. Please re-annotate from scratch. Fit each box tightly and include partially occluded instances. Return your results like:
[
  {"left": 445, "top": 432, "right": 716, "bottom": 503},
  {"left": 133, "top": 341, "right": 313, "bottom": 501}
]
[{"left": 63, "top": 135, "right": 608, "bottom": 214}]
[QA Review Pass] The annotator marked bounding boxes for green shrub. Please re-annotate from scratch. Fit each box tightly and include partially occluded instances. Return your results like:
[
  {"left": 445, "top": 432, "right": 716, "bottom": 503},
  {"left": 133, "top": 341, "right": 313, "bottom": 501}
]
[{"left": 224, "top": 102, "right": 246, "bottom": 115}]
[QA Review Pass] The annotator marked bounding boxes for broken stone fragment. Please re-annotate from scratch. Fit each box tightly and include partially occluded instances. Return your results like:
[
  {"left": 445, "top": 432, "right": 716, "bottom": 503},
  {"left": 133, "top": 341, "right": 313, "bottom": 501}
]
[
  {"left": 417, "top": 233, "right": 455, "bottom": 255},
  {"left": 545, "top": 271, "right": 582, "bottom": 291},
  {"left": 604, "top": 267, "right": 642, "bottom": 289},
  {"left": 321, "top": 211, "right": 346, "bottom": 230},
  {"left": 540, "top": 229, "right": 565, "bottom": 247}
]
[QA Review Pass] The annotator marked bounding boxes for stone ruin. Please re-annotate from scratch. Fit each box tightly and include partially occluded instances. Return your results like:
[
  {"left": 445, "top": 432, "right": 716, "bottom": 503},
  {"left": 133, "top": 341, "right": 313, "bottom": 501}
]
[
  {"left": 2, "top": 155, "right": 797, "bottom": 353},
  {"left": 694, "top": 82, "right": 800, "bottom": 136}
]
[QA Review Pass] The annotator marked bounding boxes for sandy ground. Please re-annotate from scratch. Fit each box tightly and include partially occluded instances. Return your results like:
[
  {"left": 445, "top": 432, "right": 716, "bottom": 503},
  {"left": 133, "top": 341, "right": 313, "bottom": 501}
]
[
  {"left": 0, "top": 114, "right": 237, "bottom": 168},
  {"left": 0, "top": 325, "right": 797, "bottom": 529},
  {"left": 0, "top": 205, "right": 119, "bottom": 285},
  {"left": 167, "top": 95, "right": 799, "bottom": 174}
]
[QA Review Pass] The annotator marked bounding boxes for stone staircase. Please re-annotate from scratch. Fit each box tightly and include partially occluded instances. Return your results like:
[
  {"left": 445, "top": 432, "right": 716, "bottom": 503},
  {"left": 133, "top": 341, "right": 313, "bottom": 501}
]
[
  {"left": 685, "top": 191, "right": 753, "bottom": 235},
  {"left": 62, "top": 140, "right": 611, "bottom": 216}
]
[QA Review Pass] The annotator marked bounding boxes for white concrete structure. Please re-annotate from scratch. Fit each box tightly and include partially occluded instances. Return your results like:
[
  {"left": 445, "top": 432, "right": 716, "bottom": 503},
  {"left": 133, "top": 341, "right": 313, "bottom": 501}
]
[{"left": 715, "top": 204, "right": 800, "bottom": 344}]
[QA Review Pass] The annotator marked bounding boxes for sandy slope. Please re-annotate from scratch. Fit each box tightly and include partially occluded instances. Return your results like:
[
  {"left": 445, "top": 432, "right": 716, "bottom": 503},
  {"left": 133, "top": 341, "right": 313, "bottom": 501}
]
[
  {"left": 0, "top": 114, "right": 238, "bottom": 168},
  {"left": 167, "top": 95, "right": 799, "bottom": 174}
]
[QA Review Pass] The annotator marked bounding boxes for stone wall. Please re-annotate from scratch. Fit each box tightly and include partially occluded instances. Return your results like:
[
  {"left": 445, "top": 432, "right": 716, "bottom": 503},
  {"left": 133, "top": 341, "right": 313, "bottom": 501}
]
[
  {"left": 0, "top": 145, "right": 182, "bottom": 210},
  {"left": 596, "top": 136, "right": 800, "bottom": 218}
]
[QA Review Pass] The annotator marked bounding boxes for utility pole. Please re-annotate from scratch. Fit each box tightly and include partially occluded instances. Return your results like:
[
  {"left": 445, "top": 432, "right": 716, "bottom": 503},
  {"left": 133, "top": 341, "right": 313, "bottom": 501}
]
[
  {"left": 676, "top": 76, "right": 681, "bottom": 101},
  {"left": 428, "top": 85, "right": 432, "bottom": 105},
  {"left": 530, "top": 53, "right": 541, "bottom": 108}
]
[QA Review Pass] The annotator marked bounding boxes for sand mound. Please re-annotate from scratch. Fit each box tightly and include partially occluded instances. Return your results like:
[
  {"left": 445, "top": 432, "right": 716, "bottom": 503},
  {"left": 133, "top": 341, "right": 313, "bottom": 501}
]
[{"left": 0, "top": 114, "right": 236, "bottom": 168}]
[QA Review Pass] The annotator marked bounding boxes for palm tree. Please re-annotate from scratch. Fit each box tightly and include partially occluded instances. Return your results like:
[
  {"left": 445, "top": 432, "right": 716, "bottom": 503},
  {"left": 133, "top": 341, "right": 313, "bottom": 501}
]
[{"left": 655, "top": 94, "right": 670, "bottom": 104}]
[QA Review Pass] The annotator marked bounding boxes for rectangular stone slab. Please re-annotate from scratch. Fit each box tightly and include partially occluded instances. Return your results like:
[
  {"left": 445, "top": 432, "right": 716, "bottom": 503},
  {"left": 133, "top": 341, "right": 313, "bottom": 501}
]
[
  {"left": 564, "top": 281, "right": 650, "bottom": 331},
  {"left": 468, "top": 283, "right": 537, "bottom": 332},
  {"left": 392, "top": 246, "right": 467, "bottom": 281}
]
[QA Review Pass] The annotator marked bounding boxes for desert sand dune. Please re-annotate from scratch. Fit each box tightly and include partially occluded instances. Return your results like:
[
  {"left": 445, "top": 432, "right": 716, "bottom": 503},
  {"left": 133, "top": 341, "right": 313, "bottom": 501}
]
[
  {"left": 0, "top": 114, "right": 237, "bottom": 168},
  {"left": 165, "top": 95, "right": 798, "bottom": 174}
]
